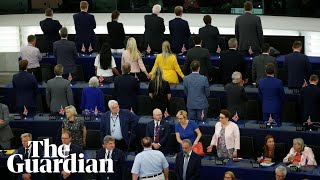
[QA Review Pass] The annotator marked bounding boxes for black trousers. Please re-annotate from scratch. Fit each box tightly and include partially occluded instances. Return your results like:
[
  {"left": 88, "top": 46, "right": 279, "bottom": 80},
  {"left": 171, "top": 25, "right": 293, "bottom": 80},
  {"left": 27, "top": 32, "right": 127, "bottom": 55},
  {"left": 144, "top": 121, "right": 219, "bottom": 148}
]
[
  {"left": 27, "top": 67, "right": 42, "bottom": 82},
  {"left": 115, "top": 139, "right": 128, "bottom": 152}
]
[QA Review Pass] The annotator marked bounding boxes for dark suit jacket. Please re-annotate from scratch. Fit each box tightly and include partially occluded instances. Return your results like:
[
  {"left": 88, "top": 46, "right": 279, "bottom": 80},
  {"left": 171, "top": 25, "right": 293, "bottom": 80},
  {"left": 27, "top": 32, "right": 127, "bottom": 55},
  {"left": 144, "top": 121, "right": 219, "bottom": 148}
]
[
  {"left": 107, "top": 21, "right": 125, "bottom": 49},
  {"left": 58, "top": 144, "right": 83, "bottom": 180},
  {"left": 16, "top": 146, "right": 43, "bottom": 180},
  {"left": 73, "top": 11, "right": 96, "bottom": 46},
  {"left": 235, "top": 13, "right": 263, "bottom": 51},
  {"left": 219, "top": 49, "right": 247, "bottom": 84},
  {"left": 185, "top": 46, "right": 212, "bottom": 76},
  {"left": 252, "top": 54, "right": 277, "bottom": 84},
  {"left": 39, "top": 18, "right": 62, "bottom": 52},
  {"left": 100, "top": 109, "right": 139, "bottom": 145},
  {"left": 225, "top": 82, "right": 248, "bottom": 118},
  {"left": 257, "top": 144, "right": 286, "bottom": 163},
  {"left": 169, "top": 17, "right": 191, "bottom": 53},
  {"left": 300, "top": 84, "right": 320, "bottom": 122},
  {"left": 175, "top": 151, "right": 201, "bottom": 180},
  {"left": 53, "top": 39, "right": 79, "bottom": 74},
  {"left": 114, "top": 74, "right": 139, "bottom": 110},
  {"left": 146, "top": 119, "right": 170, "bottom": 153},
  {"left": 258, "top": 76, "right": 285, "bottom": 114},
  {"left": 96, "top": 148, "right": 127, "bottom": 180},
  {"left": 198, "top": 24, "right": 221, "bottom": 53},
  {"left": 144, "top": 13, "right": 165, "bottom": 52},
  {"left": 12, "top": 71, "right": 38, "bottom": 109},
  {"left": 284, "top": 51, "right": 312, "bottom": 88}
]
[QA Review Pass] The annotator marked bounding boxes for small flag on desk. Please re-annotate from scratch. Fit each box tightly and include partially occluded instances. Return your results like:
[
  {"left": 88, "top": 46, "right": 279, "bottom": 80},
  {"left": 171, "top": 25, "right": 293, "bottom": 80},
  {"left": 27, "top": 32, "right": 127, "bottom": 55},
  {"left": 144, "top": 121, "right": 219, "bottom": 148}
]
[
  {"left": 68, "top": 73, "right": 72, "bottom": 81},
  {"left": 88, "top": 43, "right": 93, "bottom": 52},
  {"left": 302, "top": 79, "right": 308, "bottom": 87},
  {"left": 307, "top": 116, "right": 312, "bottom": 125},
  {"left": 232, "top": 112, "right": 239, "bottom": 122},
  {"left": 99, "top": 75, "right": 104, "bottom": 83},
  {"left": 248, "top": 46, "right": 253, "bottom": 55},
  {"left": 201, "top": 110, "right": 205, "bottom": 120},
  {"left": 268, "top": 114, "right": 274, "bottom": 125},
  {"left": 94, "top": 106, "right": 98, "bottom": 116},
  {"left": 181, "top": 44, "right": 186, "bottom": 53},
  {"left": 164, "top": 108, "right": 170, "bottom": 118},
  {"left": 59, "top": 106, "right": 64, "bottom": 115},
  {"left": 130, "top": 107, "right": 135, "bottom": 114},
  {"left": 81, "top": 43, "right": 86, "bottom": 53},
  {"left": 23, "top": 106, "right": 28, "bottom": 116},
  {"left": 147, "top": 44, "right": 151, "bottom": 54}
]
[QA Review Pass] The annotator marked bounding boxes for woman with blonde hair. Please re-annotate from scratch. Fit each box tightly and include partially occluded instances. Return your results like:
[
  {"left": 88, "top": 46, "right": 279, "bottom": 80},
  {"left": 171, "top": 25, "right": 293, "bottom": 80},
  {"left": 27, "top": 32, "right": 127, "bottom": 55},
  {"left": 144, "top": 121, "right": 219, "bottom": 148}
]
[
  {"left": 224, "top": 171, "right": 236, "bottom": 180},
  {"left": 121, "top": 37, "right": 150, "bottom": 80},
  {"left": 148, "top": 66, "right": 171, "bottom": 113},
  {"left": 150, "top": 41, "right": 184, "bottom": 84}
]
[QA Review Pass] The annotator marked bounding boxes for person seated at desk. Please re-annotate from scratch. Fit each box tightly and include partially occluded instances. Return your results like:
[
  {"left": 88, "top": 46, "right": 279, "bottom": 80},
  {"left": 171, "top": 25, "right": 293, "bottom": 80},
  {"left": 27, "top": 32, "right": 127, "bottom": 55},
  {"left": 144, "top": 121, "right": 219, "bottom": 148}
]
[
  {"left": 283, "top": 138, "right": 317, "bottom": 166},
  {"left": 257, "top": 135, "right": 285, "bottom": 163},
  {"left": 121, "top": 37, "right": 150, "bottom": 81},
  {"left": 148, "top": 66, "right": 171, "bottom": 113},
  {"left": 80, "top": 76, "right": 105, "bottom": 113},
  {"left": 0, "top": 103, "right": 13, "bottom": 149},
  {"left": 175, "top": 110, "right": 202, "bottom": 147},
  {"left": 107, "top": 10, "right": 125, "bottom": 54},
  {"left": 150, "top": 41, "right": 185, "bottom": 84},
  {"left": 224, "top": 171, "right": 236, "bottom": 180},
  {"left": 62, "top": 105, "right": 87, "bottom": 149},
  {"left": 12, "top": 60, "right": 38, "bottom": 114},
  {"left": 275, "top": 165, "right": 287, "bottom": 180},
  {"left": 207, "top": 109, "right": 240, "bottom": 159},
  {"left": 95, "top": 43, "right": 120, "bottom": 83}
]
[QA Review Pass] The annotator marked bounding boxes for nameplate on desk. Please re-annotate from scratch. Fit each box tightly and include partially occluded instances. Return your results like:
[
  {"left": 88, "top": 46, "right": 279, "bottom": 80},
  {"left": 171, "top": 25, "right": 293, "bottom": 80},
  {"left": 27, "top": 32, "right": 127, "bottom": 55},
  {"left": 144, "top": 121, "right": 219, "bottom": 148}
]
[
  {"left": 215, "top": 159, "right": 224, "bottom": 165},
  {"left": 259, "top": 124, "right": 267, "bottom": 129},
  {"left": 13, "top": 115, "right": 22, "bottom": 120},
  {"left": 83, "top": 115, "right": 93, "bottom": 121},
  {"left": 252, "top": 162, "right": 260, "bottom": 168},
  {"left": 49, "top": 115, "right": 57, "bottom": 120},
  {"left": 296, "top": 125, "right": 304, "bottom": 131},
  {"left": 289, "top": 166, "right": 299, "bottom": 172}
]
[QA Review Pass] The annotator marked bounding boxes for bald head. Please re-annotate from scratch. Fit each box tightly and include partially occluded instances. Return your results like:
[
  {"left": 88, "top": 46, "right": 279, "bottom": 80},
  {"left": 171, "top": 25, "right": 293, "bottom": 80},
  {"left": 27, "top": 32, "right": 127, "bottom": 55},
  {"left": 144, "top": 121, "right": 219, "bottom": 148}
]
[{"left": 153, "top": 108, "right": 162, "bottom": 121}]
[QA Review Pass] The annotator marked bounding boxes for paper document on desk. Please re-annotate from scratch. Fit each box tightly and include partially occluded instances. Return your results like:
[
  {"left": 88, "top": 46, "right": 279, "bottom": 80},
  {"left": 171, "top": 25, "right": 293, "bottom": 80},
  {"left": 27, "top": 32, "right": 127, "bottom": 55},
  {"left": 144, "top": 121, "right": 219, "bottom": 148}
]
[
  {"left": 5, "top": 149, "right": 15, "bottom": 155},
  {"left": 260, "top": 162, "right": 275, "bottom": 167}
]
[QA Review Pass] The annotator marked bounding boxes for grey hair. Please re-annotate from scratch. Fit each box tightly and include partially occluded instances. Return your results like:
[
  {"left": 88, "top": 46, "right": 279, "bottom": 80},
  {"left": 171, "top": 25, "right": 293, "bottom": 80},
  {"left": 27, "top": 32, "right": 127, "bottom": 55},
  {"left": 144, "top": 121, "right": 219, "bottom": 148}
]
[
  {"left": 153, "top": 108, "right": 162, "bottom": 116},
  {"left": 152, "top": 4, "right": 161, "bottom": 14},
  {"left": 108, "top": 100, "right": 118, "bottom": 108},
  {"left": 65, "top": 105, "right": 77, "bottom": 116},
  {"left": 293, "top": 138, "right": 305, "bottom": 152},
  {"left": 182, "top": 139, "right": 192, "bottom": 147},
  {"left": 231, "top": 71, "right": 242, "bottom": 83},
  {"left": 228, "top": 38, "right": 238, "bottom": 48},
  {"left": 21, "top": 133, "right": 32, "bottom": 140},
  {"left": 103, "top": 135, "right": 115, "bottom": 144},
  {"left": 89, "top": 76, "right": 99, "bottom": 88},
  {"left": 275, "top": 165, "right": 287, "bottom": 177}
]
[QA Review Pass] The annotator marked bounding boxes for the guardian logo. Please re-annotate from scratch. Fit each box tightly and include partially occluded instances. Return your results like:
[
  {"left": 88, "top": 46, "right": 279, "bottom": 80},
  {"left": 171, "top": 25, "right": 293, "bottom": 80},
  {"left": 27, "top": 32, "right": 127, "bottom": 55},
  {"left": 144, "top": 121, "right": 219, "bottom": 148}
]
[{"left": 7, "top": 139, "right": 113, "bottom": 173}]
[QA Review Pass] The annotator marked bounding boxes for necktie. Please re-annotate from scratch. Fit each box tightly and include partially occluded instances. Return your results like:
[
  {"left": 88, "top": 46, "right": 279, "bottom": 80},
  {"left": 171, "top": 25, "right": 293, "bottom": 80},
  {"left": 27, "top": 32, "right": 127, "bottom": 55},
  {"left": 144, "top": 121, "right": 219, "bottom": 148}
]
[
  {"left": 25, "top": 148, "right": 29, "bottom": 159},
  {"left": 183, "top": 154, "right": 189, "bottom": 180},
  {"left": 106, "top": 151, "right": 111, "bottom": 159},
  {"left": 155, "top": 122, "right": 160, "bottom": 143}
]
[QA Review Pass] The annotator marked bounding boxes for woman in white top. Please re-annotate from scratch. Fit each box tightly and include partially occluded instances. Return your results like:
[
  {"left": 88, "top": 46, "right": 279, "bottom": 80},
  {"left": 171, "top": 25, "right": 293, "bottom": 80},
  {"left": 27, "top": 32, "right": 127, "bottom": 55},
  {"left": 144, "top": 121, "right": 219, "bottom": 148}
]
[
  {"left": 207, "top": 109, "right": 240, "bottom": 159},
  {"left": 94, "top": 43, "right": 120, "bottom": 83},
  {"left": 121, "top": 37, "right": 150, "bottom": 80}
]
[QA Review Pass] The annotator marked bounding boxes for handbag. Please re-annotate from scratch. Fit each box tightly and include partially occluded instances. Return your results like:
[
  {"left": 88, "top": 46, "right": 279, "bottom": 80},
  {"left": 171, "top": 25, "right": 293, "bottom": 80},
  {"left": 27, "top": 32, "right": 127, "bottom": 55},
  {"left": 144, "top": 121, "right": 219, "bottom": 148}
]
[{"left": 192, "top": 142, "right": 205, "bottom": 156}]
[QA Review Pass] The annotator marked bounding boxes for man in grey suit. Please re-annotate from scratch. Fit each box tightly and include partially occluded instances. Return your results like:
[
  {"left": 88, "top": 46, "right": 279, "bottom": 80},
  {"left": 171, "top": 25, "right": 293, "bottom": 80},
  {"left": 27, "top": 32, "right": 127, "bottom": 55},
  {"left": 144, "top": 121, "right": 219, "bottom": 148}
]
[
  {"left": 0, "top": 103, "right": 14, "bottom": 149},
  {"left": 235, "top": 1, "right": 263, "bottom": 54},
  {"left": 184, "top": 35, "right": 212, "bottom": 78},
  {"left": 252, "top": 43, "right": 277, "bottom": 85},
  {"left": 53, "top": 27, "right": 79, "bottom": 80},
  {"left": 183, "top": 61, "right": 210, "bottom": 122},
  {"left": 46, "top": 64, "right": 74, "bottom": 113}
]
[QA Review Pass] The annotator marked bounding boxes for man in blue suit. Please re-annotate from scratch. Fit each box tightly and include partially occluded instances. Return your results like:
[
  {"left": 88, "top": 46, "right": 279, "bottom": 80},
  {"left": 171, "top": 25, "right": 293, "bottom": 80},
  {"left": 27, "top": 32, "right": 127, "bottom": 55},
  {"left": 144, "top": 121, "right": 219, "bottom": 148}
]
[
  {"left": 284, "top": 41, "right": 312, "bottom": 89},
  {"left": 96, "top": 135, "right": 127, "bottom": 180},
  {"left": 12, "top": 60, "right": 38, "bottom": 114},
  {"left": 183, "top": 60, "right": 210, "bottom": 122},
  {"left": 259, "top": 63, "right": 285, "bottom": 126},
  {"left": 169, "top": 6, "right": 191, "bottom": 53},
  {"left": 175, "top": 139, "right": 201, "bottom": 180},
  {"left": 100, "top": 100, "right": 139, "bottom": 151},
  {"left": 73, "top": 1, "right": 96, "bottom": 53},
  {"left": 146, "top": 108, "right": 170, "bottom": 154}
]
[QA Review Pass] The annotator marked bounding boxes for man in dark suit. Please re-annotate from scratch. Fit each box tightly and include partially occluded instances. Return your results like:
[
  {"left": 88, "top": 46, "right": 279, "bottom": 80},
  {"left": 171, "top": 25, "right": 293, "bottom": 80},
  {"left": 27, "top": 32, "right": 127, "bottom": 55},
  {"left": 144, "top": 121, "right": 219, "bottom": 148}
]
[
  {"left": 184, "top": 35, "right": 212, "bottom": 78},
  {"left": 235, "top": 1, "right": 263, "bottom": 55},
  {"left": 144, "top": 4, "right": 165, "bottom": 53},
  {"left": 252, "top": 43, "right": 278, "bottom": 85},
  {"left": 53, "top": 27, "right": 79, "bottom": 80},
  {"left": 219, "top": 38, "right": 247, "bottom": 85},
  {"left": 225, "top": 72, "right": 248, "bottom": 119},
  {"left": 46, "top": 64, "right": 74, "bottom": 113},
  {"left": 59, "top": 130, "right": 83, "bottom": 180},
  {"left": 300, "top": 74, "right": 320, "bottom": 123},
  {"left": 183, "top": 61, "right": 210, "bottom": 122},
  {"left": 100, "top": 100, "right": 139, "bottom": 151},
  {"left": 40, "top": 8, "right": 62, "bottom": 52},
  {"left": 12, "top": 60, "right": 38, "bottom": 114},
  {"left": 284, "top": 41, "right": 312, "bottom": 89},
  {"left": 16, "top": 133, "right": 43, "bottom": 180},
  {"left": 107, "top": 10, "right": 125, "bottom": 52},
  {"left": 73, "top": 1, "right": 96, "bottom": 52},
  {"left": 0, "top": 103, "right": 13, "bottom": 149},
  {"left": 146, "top": 108, "right": 170, "bottom": 154},
  {"left": 199, "top": 15, "right": 221, "bottom": 53},
  {"left": 114, "top": 63, "right": 140, "bottom": 111},
  {"left": 259, "top": 63, "right": 285, "bottom": 126},
  {"left": 96, "top": 135, "right": 127, "bottom": 180},
  {"left": 175, "top": 139, "right": 201, "bottom": 180},
  {"left": 169, "top": 6, "right": 191, "bottom": 53}
]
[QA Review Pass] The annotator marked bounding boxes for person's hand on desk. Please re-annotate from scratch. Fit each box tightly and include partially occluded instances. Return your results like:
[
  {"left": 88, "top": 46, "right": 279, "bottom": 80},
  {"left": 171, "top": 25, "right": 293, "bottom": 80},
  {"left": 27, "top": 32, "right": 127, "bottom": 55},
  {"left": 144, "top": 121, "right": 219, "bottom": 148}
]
[
  {"left": 206, "top": 145, "right": 213, "bottom": 153},
  {"left": 232, "top": 150, "right": 237, "bottom": 158}
]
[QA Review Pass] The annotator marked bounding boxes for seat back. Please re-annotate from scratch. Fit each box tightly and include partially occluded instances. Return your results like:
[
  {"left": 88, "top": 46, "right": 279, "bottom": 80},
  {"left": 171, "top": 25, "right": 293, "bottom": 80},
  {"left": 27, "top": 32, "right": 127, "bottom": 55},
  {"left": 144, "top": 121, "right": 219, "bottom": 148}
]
[
  {"left": 10, "top": 128, "right": 25, "bottom": 149},
  {"left": 200, "top": 134, "right": 216, "bottom": 156},
  {"left": 245, "top": 100, "right": 260, "bottom": 120},
  {"left": 307, "top": 145, "right": 320, "bottom": 164},
  {"left": 281, "top": 101, "right": 297, "bottom": 123},
  {"left": 166, "top": 133, "right": 180, "bottom": 155},
  {"left": 41, "top": 64, "right": 54, "bottom": 83},
  {"left": 75, "top": 65, "right": 85, "bottom": 82},
  {"left": 238, "top": 136, "right": 255, "bottom": 159},
  {"left": 85, "top": 130, "right": 101, "bottom": 150},
  {"left": 137, "top": 95, "right": 152, "bottom": 115},
  {"left": 104, "top": 95, "right": 114, "bottom": 112},
  {"left": 168, "top": 97, "right": 186, "bottom": 116},
  {"left": 36, "top": 94, "right": 44, "bottom": 113},
  {"left": 207, "top": 97, "right": 221, "bottom": 118}
]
